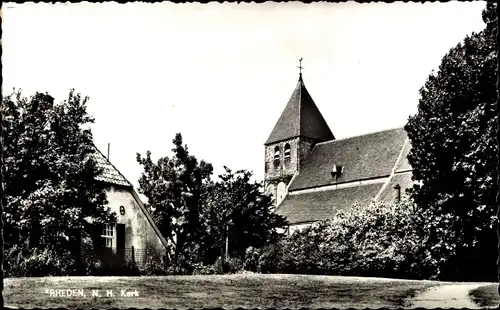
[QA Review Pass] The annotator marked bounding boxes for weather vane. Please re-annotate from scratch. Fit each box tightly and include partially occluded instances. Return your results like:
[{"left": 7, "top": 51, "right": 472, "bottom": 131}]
[{"left": 297, "top": 57, "right": 304, "bottom": 74}]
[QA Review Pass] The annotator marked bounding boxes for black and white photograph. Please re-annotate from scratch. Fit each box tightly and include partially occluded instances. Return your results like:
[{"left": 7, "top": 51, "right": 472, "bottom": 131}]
[{"left": 1, "top": 1, "right": 499, "bottom": 309}]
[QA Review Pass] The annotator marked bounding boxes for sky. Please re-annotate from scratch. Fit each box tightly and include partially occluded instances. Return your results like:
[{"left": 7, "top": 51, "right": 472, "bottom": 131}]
[{"left": 2, "top": 1, "right": 489, "bottom": 191}]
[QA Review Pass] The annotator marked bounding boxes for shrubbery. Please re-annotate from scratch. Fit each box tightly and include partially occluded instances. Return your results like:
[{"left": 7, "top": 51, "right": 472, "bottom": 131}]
[
  {"left": 146, "top": 255, "right": 245, "bottom": 276},
  {"left": 6, "top": 239, "right": 101, "bottom": 277},
  {"left": 5, "top": 240, "right": 142, "bottom": 277},
  {"left": 190, "top": 256, "right": 244, "bottom": 275},
  {"left": 224, "top": 257, "right": 244, "bottom": 274},
  {"left": 142, "top": 244, "right": 169, "bottom": 276},
  {"left": 92, "top": 260, "right": 141, "bottom": 277},
  {"left": 80, "top": 238, "right": 103, "bottom": 275},
  {"left": 6, "top": 197, "right": 482, "bottom": 280},
  {"left": 243, "top": 246, "right": 261, "bottom": 272},
  {"left": 192, "top": 263, "right": 222, "bottom": 275},
  {"left": 5, "top": 245, "right": 76, "bottom": 277},
  {"left": 254, "top": 198, "right": 462, "bottom": 280}
]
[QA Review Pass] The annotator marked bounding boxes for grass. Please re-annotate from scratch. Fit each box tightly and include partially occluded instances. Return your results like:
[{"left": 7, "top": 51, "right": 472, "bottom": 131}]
[
  {"left": 4, "top": 274, "right": 446, "bottom": 309},
  {"left": 469, "top": 283, "right": 499, "bottom": 308}
]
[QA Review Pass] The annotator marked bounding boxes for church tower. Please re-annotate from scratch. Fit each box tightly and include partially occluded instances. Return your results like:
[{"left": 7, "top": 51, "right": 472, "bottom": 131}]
[{"left": 264, "top": 59, "right": 335, "bottom": 206}]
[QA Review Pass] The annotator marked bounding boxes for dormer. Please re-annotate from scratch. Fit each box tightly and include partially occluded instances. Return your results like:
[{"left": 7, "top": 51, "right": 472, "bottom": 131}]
[{"left": 331, "top": 163, "right": 344, "bottom": 181}]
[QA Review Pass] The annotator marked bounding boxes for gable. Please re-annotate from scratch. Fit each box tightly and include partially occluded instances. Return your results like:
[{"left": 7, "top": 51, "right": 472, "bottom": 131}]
[
  {"left": 105, "top": 184, "right": 169, "bottom": 250},
  {"left": 288, "top": 127, "right": 409, "bottom": 191},
  {"left": 88, "top": 145, "right": 169, "bottom": 249}
]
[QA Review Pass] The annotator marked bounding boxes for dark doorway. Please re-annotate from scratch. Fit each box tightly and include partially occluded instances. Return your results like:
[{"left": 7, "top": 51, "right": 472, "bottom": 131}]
[{"left": 116, "top": 224, "right": 126, "bottom": 264}]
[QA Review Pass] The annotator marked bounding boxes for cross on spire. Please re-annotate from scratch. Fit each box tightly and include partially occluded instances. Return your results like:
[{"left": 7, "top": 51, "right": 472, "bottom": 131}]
[{"left": 297, "top": 57, "right": 304, "bottom": 75}]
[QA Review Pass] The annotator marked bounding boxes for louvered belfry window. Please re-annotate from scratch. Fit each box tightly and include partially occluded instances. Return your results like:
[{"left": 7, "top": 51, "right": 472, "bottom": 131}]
[
  {"left": 274, "top": 146, "right": 280, "bottom": 160},
  {"left": 284, "top": 143, "right": 291, "bottom": 160}
]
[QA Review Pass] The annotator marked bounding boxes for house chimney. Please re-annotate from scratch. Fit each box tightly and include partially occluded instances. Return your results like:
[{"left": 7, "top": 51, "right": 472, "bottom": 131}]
[
  {"left": 394, "top": 184, "right": 401, "bottom": 203},
  {"left": 107, "top": 143, "right": 110, "bottom": 160}
]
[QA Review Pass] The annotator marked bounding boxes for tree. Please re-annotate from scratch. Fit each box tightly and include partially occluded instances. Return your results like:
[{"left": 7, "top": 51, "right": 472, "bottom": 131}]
[
  {"left": 404, "top": 3, "right": 497, "bottom": 281},
  {"left": 137, "top": 134, "right": 287, "bottom": 270},
  {"left": 200, "top": 167, "right": 287, "bottom": 264},
  {"left": 2, "top": 90, "right": 116, "bottom": 275},
  {"left": 1, "top": 84, "right": 5, "bottom": 303},
  {"left": 136, "top": 133, "right": 213, "bottom": 267}
]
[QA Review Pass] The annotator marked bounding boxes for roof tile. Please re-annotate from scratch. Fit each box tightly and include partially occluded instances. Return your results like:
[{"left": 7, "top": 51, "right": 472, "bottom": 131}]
[
  {"left": 90, "top": 146, "right": 131, "bottom": 187},
  {"left": 395, "top": 139, "right": 412, "bottom": 172},
  {"left": 377, "top": 172, "right": 414, "bottom": 204},
  {"left": 275, "top": 183, "right": 383, "bottom": 224},
  {"left": 265, "top": 74, "right": 335, "bottom": 145},
  {"left": 288, "top": 127, "right": 408, "bottom": 191}
]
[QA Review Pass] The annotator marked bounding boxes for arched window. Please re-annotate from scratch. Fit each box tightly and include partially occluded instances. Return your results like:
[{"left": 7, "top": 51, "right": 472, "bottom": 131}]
[
  {"left": 277, "top": 182, "right": 287, "bottom": 205},
  {"left": 284, "top": 143, "right": 291, "bottom": 160},
  {"left": 266, "top": 184, "right": 276, "bottom": 205},
  {"left": 274, "top": 146, "right": 280, "bottom": 160}
]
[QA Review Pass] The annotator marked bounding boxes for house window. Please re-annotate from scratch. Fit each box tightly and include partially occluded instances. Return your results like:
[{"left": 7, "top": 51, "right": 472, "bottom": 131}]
[
  {"left": 284, "top": 143, "right": 291, "bottom": 160},
  {"left": 274, "top": 146, "right": 280, "bottom": 160},
  {"left": 101, "top": 224, "right": 114, "bottom": 248}
]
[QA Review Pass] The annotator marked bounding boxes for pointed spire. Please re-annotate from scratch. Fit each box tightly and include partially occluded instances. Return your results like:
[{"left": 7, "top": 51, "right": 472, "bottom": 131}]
[{"left": 265, "top": 60, "right": 335, "bottom": 145}]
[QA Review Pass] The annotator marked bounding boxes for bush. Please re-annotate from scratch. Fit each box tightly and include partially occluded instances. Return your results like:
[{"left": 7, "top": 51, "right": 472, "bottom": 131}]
[
  {"left": 92, "top": 260, "right": 141, "bottom": 276},
  {"left": 5, "top": 245, "right": 76, "bottom": 277},
  {"left": 80, "top": 237, "right": 102, "bottom": 275},
  {"left": 142, "top": 245, "right": 169, "bottom": 276},
  {"left": 226, "top": 257, "right": 243, "bottom": 273},
  {"left": 192, "top": 262, "right": 222, "bottom": 275},
  {"left": 163, "top": 265, "right": 191, "bottom": 275},
  {"left": 243, "top": 246, "right": 261, "bottom": 272},
  {"left": 90, "top": 251, "right": 141, "bottom": 276},
  {"left": 4, "top": 238, "right": 144, "bottom": 277},
  {"left": 89, "top": 244, "right": 141, "bottom": 276},
  {"left": 257, "top": 242, "right": 285, "bottom": 274},
  {"left": 188, "top": 256, "right": 244, "bottom": 275},
  {"left": 255, "top": 198, "right": 451, "bottom": 280}
]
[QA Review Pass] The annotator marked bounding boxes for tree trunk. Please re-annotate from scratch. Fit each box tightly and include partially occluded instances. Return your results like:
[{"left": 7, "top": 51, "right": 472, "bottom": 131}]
[{"left": 71, "top": 228, "right": 83, "bottom": 275}]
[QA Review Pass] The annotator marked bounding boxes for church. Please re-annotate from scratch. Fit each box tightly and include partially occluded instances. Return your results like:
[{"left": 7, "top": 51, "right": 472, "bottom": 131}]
[{"left": 264, "top": 66, "right": 414, "bottom": 233}]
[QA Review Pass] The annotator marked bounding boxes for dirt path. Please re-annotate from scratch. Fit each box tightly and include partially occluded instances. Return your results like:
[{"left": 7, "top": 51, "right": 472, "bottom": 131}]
[{"left": 406, "top": 283, "right": 484, "bottom": 308}]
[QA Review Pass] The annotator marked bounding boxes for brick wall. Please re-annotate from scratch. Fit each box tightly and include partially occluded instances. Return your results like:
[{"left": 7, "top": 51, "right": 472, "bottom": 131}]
[
  {"left": 264, "top": 137, "right": 321, "bottom": 184},
  {"left": 264, "top": 137, "right": 299, "bottom": 183},
  {"left": 264, "top": 136, "right": 322, "bottom": 207}
]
